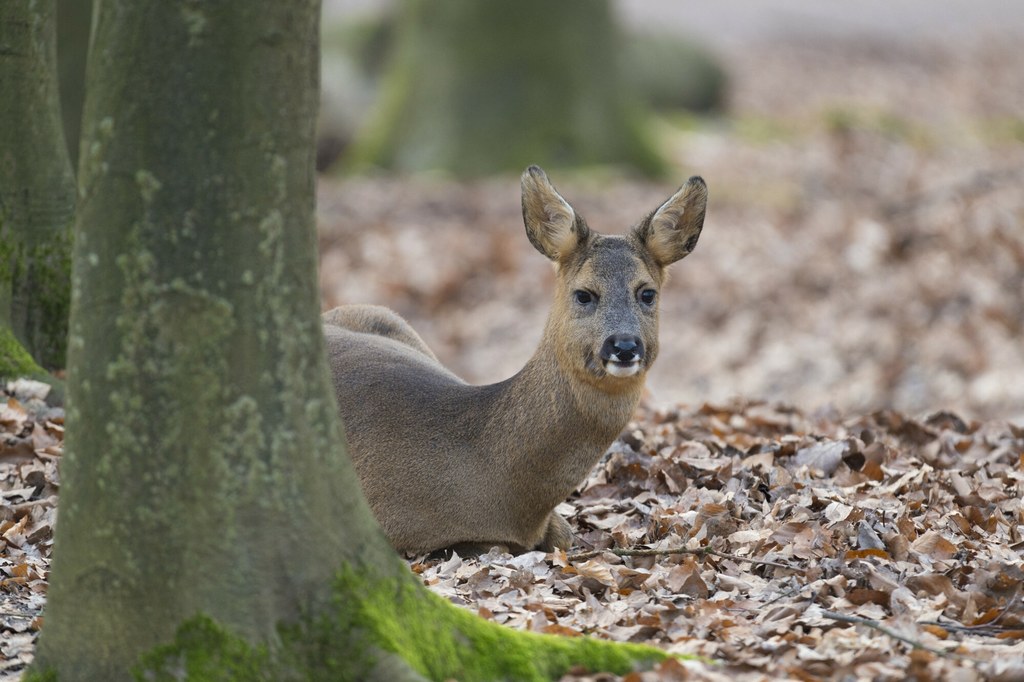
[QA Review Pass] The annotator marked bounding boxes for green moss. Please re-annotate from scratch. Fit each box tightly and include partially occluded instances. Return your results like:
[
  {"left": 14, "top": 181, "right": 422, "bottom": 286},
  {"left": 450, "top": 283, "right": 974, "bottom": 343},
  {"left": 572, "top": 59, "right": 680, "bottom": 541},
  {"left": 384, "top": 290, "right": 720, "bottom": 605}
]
[
  {"left": 135, "top": 617, "right": 274, "bottom": 681},
  {"left": 134, "top": 566, "right": 670, "bottom": 681},
  {"left": 20, "top": 668, "right": 57, "bottom": 682},
  {"left": 0, "top": 325, "right": 44, "bottom": 378},
  {"left": 331, "top": 569, "right": 667, "bottom": 681},
  {"left": 24, "top": 228, "right": 73, "bottom": 369},
  {"left": 0, "top": 213, "right": 73, "bottom": 371}
]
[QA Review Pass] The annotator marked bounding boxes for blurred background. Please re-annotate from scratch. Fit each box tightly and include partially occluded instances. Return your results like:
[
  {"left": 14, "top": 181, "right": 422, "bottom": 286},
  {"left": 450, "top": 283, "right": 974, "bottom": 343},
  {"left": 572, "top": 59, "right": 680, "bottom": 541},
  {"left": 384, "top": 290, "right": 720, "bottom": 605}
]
[
  {"left": 313, "top": 0, "right": 1024, "bottom": 421},
  {"left": 61, "top": 1, "right": 1024, "bottom": 420}
]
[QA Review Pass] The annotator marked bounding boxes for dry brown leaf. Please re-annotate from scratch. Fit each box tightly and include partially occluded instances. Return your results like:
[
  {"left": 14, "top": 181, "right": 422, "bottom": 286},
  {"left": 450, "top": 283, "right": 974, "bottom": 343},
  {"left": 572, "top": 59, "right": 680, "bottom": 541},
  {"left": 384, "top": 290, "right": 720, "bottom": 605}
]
[
  {"left": 994, "top": 630, "right": 1024, "bottom": 641},
  {"left": 542, "top": 623, "right": 582, "bottom": 637},
  {"left": 795, "top": 441, "right": 848, "bottom": 477},
  {"left": 574, "top": 559, "right": 617, "bottom": 588},
  {"left": 910, "top": 531, "right": 959, "bottom": 561}
]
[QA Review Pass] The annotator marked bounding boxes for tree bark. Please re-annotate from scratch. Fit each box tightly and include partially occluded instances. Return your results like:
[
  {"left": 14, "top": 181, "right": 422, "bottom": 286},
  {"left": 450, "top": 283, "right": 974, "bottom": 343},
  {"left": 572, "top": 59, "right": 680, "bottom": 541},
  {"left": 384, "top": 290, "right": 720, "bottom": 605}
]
[
  {"left": 56, "top": 0, "right": 93, "bottom": 169},
  {"left": 33, "top": 1, "right": 402, "bottom": 677},
  {"left": 0, "top": 0, "right": 75, "bottom": 375},
  {"left": 31, "top": 1, "right": 666, "bottom": 679},
  {"left": 348, "top": 0, "right": 665, "bottom": 177}
]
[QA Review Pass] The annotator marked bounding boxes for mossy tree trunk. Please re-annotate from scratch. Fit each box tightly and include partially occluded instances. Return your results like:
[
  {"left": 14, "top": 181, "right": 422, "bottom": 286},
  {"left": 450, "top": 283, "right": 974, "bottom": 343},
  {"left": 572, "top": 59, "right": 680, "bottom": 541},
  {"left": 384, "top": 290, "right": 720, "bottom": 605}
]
[
  {"left": 31, "top": 1, "right": 665, "bottom": 681},
  {"left": 348, "top": 0, "right": 665, "bottom": 177},
  {"left": 30, "top": 0, "right": 401, "bottom": 676},
  {"left": 0, "top": 0, "right": 75, "bottom": 377}
]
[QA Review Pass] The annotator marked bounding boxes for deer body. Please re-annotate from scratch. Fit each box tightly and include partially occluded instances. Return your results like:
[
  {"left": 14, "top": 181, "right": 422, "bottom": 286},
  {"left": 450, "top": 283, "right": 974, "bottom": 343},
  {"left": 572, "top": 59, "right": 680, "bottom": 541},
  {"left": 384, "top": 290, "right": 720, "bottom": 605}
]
[{"left": 324, "top": 167, "right": 707, "bottom": 554}]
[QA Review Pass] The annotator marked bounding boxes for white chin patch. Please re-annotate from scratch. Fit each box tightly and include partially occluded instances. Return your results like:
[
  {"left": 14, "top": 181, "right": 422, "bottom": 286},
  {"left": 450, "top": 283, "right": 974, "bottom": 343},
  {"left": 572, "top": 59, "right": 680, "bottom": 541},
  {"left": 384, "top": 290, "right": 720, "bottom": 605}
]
[{"left": 605, "top": 361, "right": 641, "bottom": 378}]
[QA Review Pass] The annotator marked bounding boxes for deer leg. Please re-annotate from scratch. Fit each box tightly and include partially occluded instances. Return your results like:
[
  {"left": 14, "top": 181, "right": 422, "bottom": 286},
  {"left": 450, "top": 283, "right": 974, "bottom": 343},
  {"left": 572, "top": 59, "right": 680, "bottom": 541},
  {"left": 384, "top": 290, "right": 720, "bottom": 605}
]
[{"left": 537, "top": 512, "right": 575, "bottom": 551}]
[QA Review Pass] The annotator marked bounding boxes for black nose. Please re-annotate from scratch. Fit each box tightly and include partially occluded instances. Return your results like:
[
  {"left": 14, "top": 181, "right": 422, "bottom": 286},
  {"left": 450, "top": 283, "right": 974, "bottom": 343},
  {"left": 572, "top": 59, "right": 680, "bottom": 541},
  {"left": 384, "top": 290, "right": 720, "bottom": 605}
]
[{"left": 600, "top": 334, "right": 644, "bottom": 363}]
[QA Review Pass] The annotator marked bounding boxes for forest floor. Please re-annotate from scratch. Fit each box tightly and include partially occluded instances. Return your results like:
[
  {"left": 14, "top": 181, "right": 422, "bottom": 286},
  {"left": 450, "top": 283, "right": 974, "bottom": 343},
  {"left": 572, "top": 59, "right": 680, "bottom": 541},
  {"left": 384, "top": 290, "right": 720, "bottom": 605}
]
[
  {"left": 3, "top": 33, "right": 1024, "bottom": 682},
  {"left": 2, "top": 386, "right": 1022, "bottom": 680}
]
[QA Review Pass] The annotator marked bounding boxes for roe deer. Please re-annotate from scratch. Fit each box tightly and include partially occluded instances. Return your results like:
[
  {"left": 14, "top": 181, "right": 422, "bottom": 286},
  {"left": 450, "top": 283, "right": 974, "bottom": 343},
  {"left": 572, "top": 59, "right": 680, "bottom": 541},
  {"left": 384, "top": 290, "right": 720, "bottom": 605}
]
[{"left": 323, "top": 166, "right": 707, "bottom": 554}]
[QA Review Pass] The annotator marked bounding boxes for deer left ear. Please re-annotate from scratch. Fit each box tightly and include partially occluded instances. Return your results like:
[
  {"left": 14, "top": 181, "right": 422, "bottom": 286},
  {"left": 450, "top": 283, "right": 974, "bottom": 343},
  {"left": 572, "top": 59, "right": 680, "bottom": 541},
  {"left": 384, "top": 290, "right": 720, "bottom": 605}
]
[
  {"left": 521, "top": 165, "right": 590, "bottom": 262},
  {"left": 634, "top": 176, "right": 707, "bottom": 266}
]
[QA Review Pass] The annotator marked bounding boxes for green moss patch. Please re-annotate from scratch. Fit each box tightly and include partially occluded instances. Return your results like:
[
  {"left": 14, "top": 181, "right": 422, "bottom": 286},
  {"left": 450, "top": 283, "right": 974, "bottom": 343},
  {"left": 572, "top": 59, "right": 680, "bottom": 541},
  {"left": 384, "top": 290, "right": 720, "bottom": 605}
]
[
  {"left": 131, "top": 566, "right": 668, "bottom": 681},
  {"left": 0, "top": 326, "right": 44, "bottom": 379},
  {"left": 331, "top": 568, "right": 667, "bottom": 681}
]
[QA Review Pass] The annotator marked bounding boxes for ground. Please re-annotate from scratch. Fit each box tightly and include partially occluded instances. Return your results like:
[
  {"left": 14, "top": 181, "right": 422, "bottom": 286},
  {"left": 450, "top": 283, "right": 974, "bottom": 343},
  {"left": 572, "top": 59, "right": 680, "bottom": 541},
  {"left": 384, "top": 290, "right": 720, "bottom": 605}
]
[
  {"left": 3, "top": 385, "right": 1022, "bottom": 680},
  {"left": 3, "top": 19, "right": 1024, "bottom": 682}
]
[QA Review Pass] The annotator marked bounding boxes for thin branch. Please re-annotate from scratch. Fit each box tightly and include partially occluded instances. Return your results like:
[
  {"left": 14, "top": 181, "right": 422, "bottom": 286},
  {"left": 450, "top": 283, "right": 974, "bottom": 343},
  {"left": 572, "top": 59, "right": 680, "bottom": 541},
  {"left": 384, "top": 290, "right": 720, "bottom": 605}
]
[
  {"left": 920, "top": 598, "right": 1019, "bottom": 635},
  {"left": 566, "top": 545, "right": 794, "bottom": 569},
  {"left": 916, "top": 620, "right": 1000, "bottom": 637},
  {"left": 9, "top": 496, "right": 57, "bottom": 513},
  {"left": 705, "top": 548, "right": 794, "bottom": 569},
  {"left": 0, "top": 610, "right": 39, "bottom": 620},
  {"left": 762, "top": 578, "right": 814, "bottom": 607},
  {"left": 819, "top": 610, "right": 963, "bottom": 659}
]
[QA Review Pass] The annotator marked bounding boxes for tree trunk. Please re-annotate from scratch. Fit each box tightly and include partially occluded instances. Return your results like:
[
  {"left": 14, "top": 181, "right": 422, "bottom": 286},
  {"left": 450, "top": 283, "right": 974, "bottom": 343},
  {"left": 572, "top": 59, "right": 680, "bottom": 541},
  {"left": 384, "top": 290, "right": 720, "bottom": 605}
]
[
  {"left": 348, "top": 0, "right": 665, "bottom": 177},
  {"left": 32, "top": 0, "right": 402, "bottom": 676},
  {"left": 56, "top": 0, "right": 93, "bottom": 170},
  {"left": 0, "top": 0, "right": 75, "bottom": 375},
  {"left": 31, "top": 1, "right": 665, "bottom": 679}
]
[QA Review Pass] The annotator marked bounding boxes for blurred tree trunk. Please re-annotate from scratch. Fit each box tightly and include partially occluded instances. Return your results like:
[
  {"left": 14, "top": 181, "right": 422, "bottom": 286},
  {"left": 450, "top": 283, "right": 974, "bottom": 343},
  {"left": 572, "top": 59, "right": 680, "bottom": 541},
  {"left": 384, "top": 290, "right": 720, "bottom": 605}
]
[
  {"left": 56, "top": 0, "right": 93, "bottom": 169},
  {"left": 349, "top": 0, "right": 665, "bottom": 176},
  {"left": 31, "top": 1, "right": 663, "bottom": 680},
  {"left": 0, "top": 0, "right": 75, "bottom": 378}
]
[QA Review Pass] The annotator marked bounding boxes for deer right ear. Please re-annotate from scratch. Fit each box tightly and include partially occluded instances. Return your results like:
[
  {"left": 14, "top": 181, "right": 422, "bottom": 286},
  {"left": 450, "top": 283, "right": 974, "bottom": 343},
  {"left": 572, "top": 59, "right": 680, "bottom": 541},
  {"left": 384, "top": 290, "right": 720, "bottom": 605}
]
[
  {"left": 521, "top": 166, "right": 589, "bottom": 261},
  {"left": 634, "top": 176, "right": 707, "bottom": 266}
]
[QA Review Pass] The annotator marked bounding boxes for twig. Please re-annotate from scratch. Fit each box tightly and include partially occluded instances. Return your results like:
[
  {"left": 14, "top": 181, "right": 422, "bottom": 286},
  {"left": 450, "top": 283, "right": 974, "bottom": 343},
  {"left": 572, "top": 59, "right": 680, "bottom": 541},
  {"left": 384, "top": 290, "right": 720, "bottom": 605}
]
[
  {"left": 706, "top": 548, "right": 795, "bottom": 569},
  {"left": 566, "top": 545, "right": 794, "bottom": 569},
  {"left": 819, "top": 610, "right": 960, "bottom": 659},
  {"left": 9, "top": 496, "right": 57, "bottom": 513},
  {"left": 0, "top": 610, "right": 39, "bottom": 620},
  {"left": 762, "top": 578, "right": 813, "bottom": 607},
  {"left": 919, "top": 592, "right": 1020, "bottom": 636},
  {"left": 917, "top": 620, "right": 1001, "bottom": 637}
]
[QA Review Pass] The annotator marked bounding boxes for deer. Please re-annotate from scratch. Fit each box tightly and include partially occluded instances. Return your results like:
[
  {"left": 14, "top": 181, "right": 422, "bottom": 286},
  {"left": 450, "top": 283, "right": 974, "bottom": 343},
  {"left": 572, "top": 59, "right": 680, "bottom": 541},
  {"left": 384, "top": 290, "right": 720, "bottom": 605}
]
[{"left": 323, "top": 166, "right": 707, "bottom": 555}]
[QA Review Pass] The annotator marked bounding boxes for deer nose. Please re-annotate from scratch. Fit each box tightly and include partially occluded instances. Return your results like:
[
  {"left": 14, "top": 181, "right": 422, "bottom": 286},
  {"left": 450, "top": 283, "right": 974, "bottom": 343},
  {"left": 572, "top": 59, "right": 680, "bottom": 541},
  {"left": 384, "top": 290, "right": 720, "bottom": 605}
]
[{"left": 600, "top": 334, "right": 644, "bottom": 364}]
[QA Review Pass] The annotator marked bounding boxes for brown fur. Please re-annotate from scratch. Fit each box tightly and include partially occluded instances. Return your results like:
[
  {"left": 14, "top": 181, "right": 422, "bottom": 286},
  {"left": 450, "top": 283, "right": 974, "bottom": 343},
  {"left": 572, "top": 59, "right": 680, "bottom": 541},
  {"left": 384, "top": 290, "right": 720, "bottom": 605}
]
[{"left": 323, "top": 166, "right": 707, "bottom": 554}]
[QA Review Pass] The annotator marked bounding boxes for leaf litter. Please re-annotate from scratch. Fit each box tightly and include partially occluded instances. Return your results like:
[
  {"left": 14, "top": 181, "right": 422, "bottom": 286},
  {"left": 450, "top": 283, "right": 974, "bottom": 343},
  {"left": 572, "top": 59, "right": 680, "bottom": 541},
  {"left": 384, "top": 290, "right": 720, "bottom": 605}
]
[
  {"left": 0, "top": 381, "right": 61, "bottom": 679},
  {"left": 410, "top": 399, "right": 1024, "bottom": 681},
  {"left": 4, "top": 383, "right": 1021, "bottom": 680}
]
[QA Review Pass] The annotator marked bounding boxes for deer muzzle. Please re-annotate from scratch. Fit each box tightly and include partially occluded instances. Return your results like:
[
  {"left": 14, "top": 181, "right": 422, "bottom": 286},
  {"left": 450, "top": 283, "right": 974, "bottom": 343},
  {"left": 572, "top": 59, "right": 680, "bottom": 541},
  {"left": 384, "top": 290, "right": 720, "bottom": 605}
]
[{"left": 600, "top": 334, "right": 644, "bottom": 377}]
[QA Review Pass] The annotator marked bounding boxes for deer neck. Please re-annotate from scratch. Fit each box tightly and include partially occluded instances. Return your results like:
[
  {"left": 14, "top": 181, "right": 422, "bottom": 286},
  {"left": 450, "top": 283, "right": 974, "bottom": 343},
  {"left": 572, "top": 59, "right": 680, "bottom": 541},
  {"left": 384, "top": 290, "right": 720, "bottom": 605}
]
[{"left": 477, "top": 335, "right": 643, "bottom": 501}]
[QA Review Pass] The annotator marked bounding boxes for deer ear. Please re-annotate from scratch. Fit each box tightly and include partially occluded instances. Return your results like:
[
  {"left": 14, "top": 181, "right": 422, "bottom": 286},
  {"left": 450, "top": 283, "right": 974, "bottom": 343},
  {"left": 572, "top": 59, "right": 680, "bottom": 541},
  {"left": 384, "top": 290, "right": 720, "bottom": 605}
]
[
  {"left": 634, "top": 176, "right": 707, "bottom": 266},
  {"left": 521, "top": 165, "right": 589, "bottom": 261}
]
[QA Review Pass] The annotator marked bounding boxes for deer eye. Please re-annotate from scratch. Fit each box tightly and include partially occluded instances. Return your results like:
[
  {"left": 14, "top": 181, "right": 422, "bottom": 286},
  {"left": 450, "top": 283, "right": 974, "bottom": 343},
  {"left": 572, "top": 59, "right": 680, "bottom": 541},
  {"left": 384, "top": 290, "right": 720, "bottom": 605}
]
[
  {"left": 639, "top": 288, "right": 657, "bottom": 306},
  {"left": 573, "top": 290, "right": 595, "bottom": 305}
]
